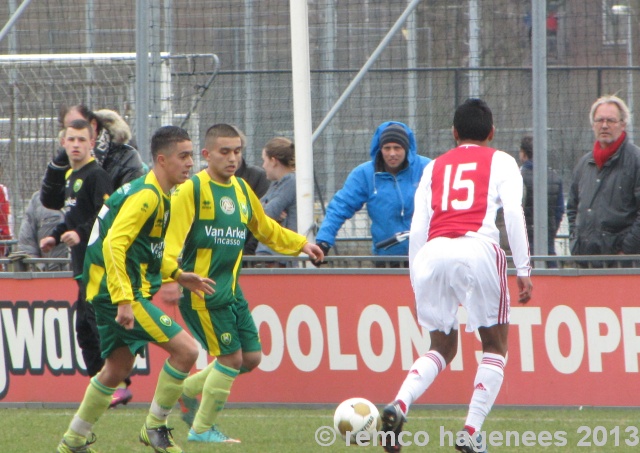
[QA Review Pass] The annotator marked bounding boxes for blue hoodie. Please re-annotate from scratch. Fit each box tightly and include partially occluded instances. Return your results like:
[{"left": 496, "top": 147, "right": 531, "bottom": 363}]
[{"left": 316, "top": 121, "right": 431, "bottom": 256}]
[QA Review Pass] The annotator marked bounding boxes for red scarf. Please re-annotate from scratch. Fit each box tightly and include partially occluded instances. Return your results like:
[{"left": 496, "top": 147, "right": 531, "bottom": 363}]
[{"left": 593, "top": 131, "right": 626, "bottom": 169}]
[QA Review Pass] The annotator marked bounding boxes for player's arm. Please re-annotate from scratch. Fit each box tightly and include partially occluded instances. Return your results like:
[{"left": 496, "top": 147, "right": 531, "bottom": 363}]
[
  {"left": 246, "top": 188, "right": 307, "bottom": 255},
  {"left": 161, "top": 179, "right": 196, "bottom": 281},
  {"left": 409, "top": 162, "right": 434, "bottom": 271},
  {"left": 103, "top": 189, "right": 158, "bottom": 304},
  {"left": 496, "top": 153, "right": 531, "bottom": 275}
]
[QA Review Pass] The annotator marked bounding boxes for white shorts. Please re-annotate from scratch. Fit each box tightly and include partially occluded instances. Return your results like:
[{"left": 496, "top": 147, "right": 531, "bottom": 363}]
[{"left": 411, "top": 236, "right": 509, "bottom": 334}]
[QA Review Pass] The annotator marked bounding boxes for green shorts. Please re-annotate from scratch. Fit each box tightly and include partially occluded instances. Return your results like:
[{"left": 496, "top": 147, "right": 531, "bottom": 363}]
[
  {"left": 93, "top": 296, "right": 184, "bottom": 359},
  {"left": 179, "top": 297, "right": 261, "bottom": 357}
]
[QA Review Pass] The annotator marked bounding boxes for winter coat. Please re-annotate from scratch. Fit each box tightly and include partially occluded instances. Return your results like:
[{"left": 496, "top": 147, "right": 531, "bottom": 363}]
[
  {"left": 316, "top": 121, "right": 430, "bottom": 256},
  {"left": 567, "top": 137, "right": 640, "bottom": 255},
  {"left": 41, "top": 109, "right": 144, "bottom": 209}
]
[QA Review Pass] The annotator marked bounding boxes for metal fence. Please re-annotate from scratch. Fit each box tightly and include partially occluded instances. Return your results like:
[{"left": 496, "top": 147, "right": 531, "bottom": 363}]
[{"left": 0, "top": 0, "right": 638, "bottom": 256}]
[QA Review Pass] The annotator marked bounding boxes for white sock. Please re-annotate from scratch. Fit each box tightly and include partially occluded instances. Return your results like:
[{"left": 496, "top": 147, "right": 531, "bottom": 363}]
[
  {"left": 395, "top": 351, "right": 446, "bottom": 414},
  {"left": 465, "top": 352, "right": 505, "bottom": 431}
]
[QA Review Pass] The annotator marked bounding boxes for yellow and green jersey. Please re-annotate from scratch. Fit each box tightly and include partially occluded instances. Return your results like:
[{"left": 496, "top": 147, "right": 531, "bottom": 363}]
[
  {"left": 83, "top": 172, "right": 171, "bottom": 304},
  {"left": 163, "top": 170, "right": 307, "bottom": 310}
]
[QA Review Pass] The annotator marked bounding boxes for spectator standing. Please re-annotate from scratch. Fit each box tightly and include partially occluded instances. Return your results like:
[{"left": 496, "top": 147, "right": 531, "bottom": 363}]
[
  {"left": 41, "top": 104, "right": 144, "bottom": 210},
  {"left": 519, "top": 135, "right": 564, "bottom": 256},
  {"left": 17, "top": 190, "right": 68, "bottom": 271},
  {"left": 255, "top": 137, "right": 297, "bottom": 266},
  {"left": 314, "top": 121, "right": 430, "bottom": 266},
  {"left": 379, "top": 99, "right": 532, "bottom": 453},
  {"left": 0, "top": 162, "right": 12, "bottom": 259},
  {"left": 234, "top": 143, "right": 270, "bottom": 256},
  {"left": 40, "top": 120, "right": 113, "bottom": 384},
  {"left": 567, "top": 95, "right": 640, "bottom": 266}
]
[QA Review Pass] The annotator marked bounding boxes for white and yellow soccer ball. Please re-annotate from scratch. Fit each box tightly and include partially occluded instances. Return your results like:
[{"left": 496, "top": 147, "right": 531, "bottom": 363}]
[{"left": 333, "top": 397, "right": 381, "bottom": 442}]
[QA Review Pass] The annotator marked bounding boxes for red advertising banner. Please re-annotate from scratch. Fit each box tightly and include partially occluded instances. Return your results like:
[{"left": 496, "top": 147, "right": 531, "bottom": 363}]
[{"left": 0, "top": 273, "right": 637, "bottom": 406}]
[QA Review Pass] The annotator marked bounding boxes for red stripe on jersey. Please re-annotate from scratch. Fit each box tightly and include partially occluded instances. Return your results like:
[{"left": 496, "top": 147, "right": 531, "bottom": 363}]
[{"left": 428, "top": 146, "right": 497, "bottom": 241}]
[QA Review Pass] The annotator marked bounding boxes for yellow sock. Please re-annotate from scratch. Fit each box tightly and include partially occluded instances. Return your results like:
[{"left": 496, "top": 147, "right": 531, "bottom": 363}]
[
  {"left": 64, "top": 377, "right": 115, "bottom": 446},
  {"left": 192, "top": 361, "right": 239, "bottom": 434},
  {"left": 146, "top": 360, "right": 189, "bottom": 429},
  {"left": 183, "top": 359, "right": 216, "bottom": 398}
]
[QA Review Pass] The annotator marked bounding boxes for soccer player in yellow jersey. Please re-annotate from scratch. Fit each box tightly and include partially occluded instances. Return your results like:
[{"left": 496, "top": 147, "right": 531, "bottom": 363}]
[
  {"left": 56, "top": 126, "right": 214, "bottom": 453},
  {"left": 161, "top": 123, "right": 323, "bottom": 443}
]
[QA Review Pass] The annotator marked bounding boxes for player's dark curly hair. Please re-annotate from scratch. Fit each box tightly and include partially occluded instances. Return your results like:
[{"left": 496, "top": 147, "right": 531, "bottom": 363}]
[
  {"left": 150, "top": 126, "right": 191, "bottom": 161},
  {"left": 453, "top": 98, "right": 493, "bottom": 141}
]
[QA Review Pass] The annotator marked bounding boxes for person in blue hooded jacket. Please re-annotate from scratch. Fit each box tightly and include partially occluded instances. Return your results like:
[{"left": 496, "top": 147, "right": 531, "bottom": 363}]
[{"left": 313, "top": 121, "right": 430, "bottom": 266}]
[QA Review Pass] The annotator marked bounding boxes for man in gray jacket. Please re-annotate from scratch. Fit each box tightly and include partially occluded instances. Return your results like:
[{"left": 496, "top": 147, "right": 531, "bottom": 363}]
[{"left": 567, "top": 95, "right": 640, "bottom": 267}]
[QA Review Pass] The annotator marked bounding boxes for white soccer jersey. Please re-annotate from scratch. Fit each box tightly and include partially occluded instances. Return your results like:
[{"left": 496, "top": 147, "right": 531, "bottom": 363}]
[{"left": 409, "top": 144, "right": 531, "bottom": 277}]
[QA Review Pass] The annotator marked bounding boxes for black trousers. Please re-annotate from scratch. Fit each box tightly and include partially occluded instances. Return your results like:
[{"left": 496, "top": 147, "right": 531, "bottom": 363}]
[{"left": 74, "top": 280, "right": 104, "bottom": 377}]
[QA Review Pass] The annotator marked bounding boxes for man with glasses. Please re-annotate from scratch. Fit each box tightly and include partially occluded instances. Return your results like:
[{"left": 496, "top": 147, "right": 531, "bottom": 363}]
[{"left": 567, "top": 95, "right": 640, "bottom": 266}]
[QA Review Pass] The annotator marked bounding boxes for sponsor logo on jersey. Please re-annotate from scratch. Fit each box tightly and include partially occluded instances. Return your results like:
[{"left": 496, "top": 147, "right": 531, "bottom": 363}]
[
  {"left": 159, "top": 315, "right": 172, "bottom": 327},
  {"left": 73, "top": 179, "right": 83, "bottom": 192},
  {"left": 150, "top": 241, "right": 165, "bottom": 259},
  {"left": 240, "top": 202, "right": 248, "bottom": 217},
  {"left": 163, "top": 211, "right": 169, "bottom": 228},
  {"left": 220, "top": 197, "right": 235, "bottom": 215},
  {"left": 119, "top": 183, "right": 132, "bottom": 195},
  {"left": 202, "top": 199, "right": 212, "bottom": 210},
  {"left": 220, "top": 332, "right": 232, "bottom": 345},
  {"left": 141, "top": 202, "right": 149, "bottom": 213}
]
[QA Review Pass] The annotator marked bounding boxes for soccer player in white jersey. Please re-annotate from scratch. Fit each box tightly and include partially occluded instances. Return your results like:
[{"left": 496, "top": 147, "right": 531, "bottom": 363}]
[{"left": 380, "top": 98, "right": 533, "bottom": 453}]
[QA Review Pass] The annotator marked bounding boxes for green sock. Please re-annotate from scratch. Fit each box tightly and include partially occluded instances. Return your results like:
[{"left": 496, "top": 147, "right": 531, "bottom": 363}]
[
  {"left": 192, "top": 361, "right": 239, "bottom": 434},
  {"left": 146, "top": 360, "right": 189, "bottom": 429},
  {"left": 183, "top": 360, "right": 216, "bottom": 398},
  {"left": 64, "top": 377, "right": 115, "bottom": 447}
]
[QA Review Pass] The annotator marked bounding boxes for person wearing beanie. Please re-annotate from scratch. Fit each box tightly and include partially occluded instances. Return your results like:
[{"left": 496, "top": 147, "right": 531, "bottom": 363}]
[
  {"left": 313, "top": 121, "right": 431, "bottom": 267},
  {"left": 567, "top": 94, "right": 640, "bottom": 267}
]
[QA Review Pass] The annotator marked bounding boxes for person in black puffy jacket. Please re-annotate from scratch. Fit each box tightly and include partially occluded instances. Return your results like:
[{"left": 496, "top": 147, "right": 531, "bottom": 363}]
[{"left": 41, "top": 104, "right": 144, "bottom": 210}]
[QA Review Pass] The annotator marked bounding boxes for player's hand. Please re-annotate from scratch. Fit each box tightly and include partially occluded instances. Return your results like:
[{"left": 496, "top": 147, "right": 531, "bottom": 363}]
[
  {"left": 116, "top": 303, "right": 135, "bottom": 330},
  {"left": 40, "top": 236, "right": 57, "bottom": 253},
  {"left": 516, "top": 276, "right": 533, "bottom": 304},
  {"left": 61, "top": 230, "right": 81, "bottom": 247},
  {"left": 310, "top": 241, "right": 330, "bottom": 267},
  {"left": 52, "top": 148, "right": 70, "bottom": 168},
  {"left": 178, "top": 272, "right": 215, "bottom": 300},
  {"left": 157, "top": 281, "right": 182, "bottom": 305}
]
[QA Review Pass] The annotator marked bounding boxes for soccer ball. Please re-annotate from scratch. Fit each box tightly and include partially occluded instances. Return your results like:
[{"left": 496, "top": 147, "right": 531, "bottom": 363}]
[{"left": 333, "top": 397, "right": 381, "bottom": 442}]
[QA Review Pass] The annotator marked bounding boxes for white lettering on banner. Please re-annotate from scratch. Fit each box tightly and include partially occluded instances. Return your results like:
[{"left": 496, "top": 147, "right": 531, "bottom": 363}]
[
  {"left": 253, "top": 305, "right": 284, "bottom": 372},
  {"left": 510, "top": 307, "right": 542, "bottom": 371},
  {"left": 286, "top": 305, "right": 323, "bottom": 372},
  {"left": 44, "top": 307, "right": 73, "bottom": 370},
  {"left": 398, "top": 307, "right": 430, "bottom": 370},
  {"left": 326, "top": 307, "right": 356, "bottom": 370},
  {"left": 586, "top": 307, "right": 621, "bottom": 372},
  {"left": 545, "top": 305, "right": 584, "bottom": 374},
  {"left": 0, "top": 300, "right": 149, "bottom": 398},
  {"left": 621, "top": 308, "right": 640, "bottom": 372},
  {"left": 358, "top": 305, "right": 395, "bottom": 372}
]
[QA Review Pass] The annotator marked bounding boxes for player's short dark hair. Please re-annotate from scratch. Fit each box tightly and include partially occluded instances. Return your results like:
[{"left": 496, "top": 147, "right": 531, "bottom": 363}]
[
  {"left": 65, "top": 119, "right": 94, "bottom": 138},
  {"left": 520, "top": 135, "right": 533, "bottom": 159},
  {"left": 204, "top": 123, "right": 245, "bottom": 149},
  {"left": 453, "top": 98, "right": 493, "bottom": 141},
  {"left": 150, "top": 126, "right": 191, "bottom": 162}
]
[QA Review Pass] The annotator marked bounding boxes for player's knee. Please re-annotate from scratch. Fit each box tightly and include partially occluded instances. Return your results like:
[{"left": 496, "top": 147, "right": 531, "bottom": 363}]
[{"left": 243, "top": 351, "right": 261, "bottom": 371}]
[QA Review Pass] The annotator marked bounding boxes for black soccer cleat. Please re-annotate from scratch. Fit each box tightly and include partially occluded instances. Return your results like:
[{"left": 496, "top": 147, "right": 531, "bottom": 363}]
[
  {"left": 455, "top": 430, "right": 487, "bottom": 453},
  {"left": 379, "top": 401, "right": 406, "bottom": 453}
]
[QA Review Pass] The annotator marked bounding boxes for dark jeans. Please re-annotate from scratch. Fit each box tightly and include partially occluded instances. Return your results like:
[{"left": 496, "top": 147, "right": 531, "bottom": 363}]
[{"left": 75, "top": 281, "right": 104, "bottom": 377}]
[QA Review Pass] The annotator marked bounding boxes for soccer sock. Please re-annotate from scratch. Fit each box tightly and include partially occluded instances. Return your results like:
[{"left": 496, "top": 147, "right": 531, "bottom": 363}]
[
  {"left": 465, "top": 352, "right": 506, "bottom": 432},
  {"left": 146, "top": 360, "right": 189, "bottom": 429},
  {"left": 64, "top": 376, "right": 115, "bottom": 447},
  {"left": 192, "top": 361, "right": 239, "bottom": 434},
  {"left": 394, "top": 351, "right": 446, "bottom": 415},
  {"left": 183, "top": 359, "right": 216, "bottom": 398}
]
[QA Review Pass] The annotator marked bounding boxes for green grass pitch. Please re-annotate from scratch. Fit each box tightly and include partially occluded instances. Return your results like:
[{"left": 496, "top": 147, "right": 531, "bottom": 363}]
[{"left": 1, "top": 405, "right": 638, "bottom": 452}]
